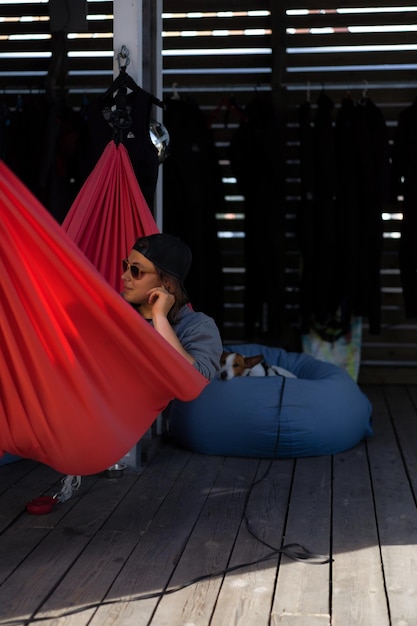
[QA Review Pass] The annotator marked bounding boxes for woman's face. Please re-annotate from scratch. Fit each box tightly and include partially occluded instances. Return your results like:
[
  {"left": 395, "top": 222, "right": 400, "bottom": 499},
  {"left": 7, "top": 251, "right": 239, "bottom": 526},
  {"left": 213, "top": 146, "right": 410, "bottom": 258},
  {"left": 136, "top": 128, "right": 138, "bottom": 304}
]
[{"left": 121, "top": 249, "right": 162, "bottom": 305}]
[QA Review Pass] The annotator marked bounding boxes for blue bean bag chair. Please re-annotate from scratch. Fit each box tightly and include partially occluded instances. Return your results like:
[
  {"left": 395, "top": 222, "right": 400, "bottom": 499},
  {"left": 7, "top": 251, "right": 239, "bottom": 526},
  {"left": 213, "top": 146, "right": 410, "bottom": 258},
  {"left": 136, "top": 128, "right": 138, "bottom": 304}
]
[
  {"left": 0, "top": 453, "right": 21, "bottom": 466},
  {"left": 168, "top": 343, "right": 373, "bottom": 458}
]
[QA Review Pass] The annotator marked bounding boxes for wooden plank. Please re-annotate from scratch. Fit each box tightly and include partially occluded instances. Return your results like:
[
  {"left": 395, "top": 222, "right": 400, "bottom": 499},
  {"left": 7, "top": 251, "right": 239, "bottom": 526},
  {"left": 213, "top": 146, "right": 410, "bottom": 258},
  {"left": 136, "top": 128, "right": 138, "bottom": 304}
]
[
  {"left": 383, "top": 385, "right": 417, "bottom": 500},
  {"left": 0, "top": 469, "right": 136, "bottom": 623},
  {"left": 164, "top": 54, "right": 271, "bottom": 71},
  {"left": 86, "top": 0, "right": 112, "bottom": 13},
  {"left": 359, "top": 367, "right": 417, "bottom": 384},
  {"left": 147, "top": 456, "right": 263, "bottom": 626},
  {"left": 30, "top": 530, "right": 138, "bottom": 626},
  {"left": 162, "top": 15, "right": 272, "bottom": 31},
  {"left": 271, "top": 455, "right": 332, "bottom": 625},
  {"left": 332, "top": 443, "right": 389, "bottom": 625},
  {"left": 102, "top": 442, "right": 192, "bottom": 534},
  {"left": 0, "top": 23, "right": 50, "bottom": 36},
  {"left": 2, "top": 446, "right": 190, "bottom": 626},
  {"left": 87, "top": 452, "right": 230, "bottom": 626},
  {"left": 163, "top": 0, "right": 271, "bottom": 11},
  {"left": 285, "top": 10, "right": 417, "bottom": 29},
  {"left": 0, "top": 4, "right": 50, "bottom": 19},
  {"left": 408, "top": 385, "right": 417, "bottom": 410},
  {"left": 211, "top": 458, "right": 295, "bottom": 626},
  {"left": 362, "top": 325, "right": 417, "bottom": 343},
  {"left": 164, "top": 67, "right": 270, "bottom": 88},
  {"left": 285, "top": 32, "right": 417, "bottom": 52},
  {"left": 0, "top": 459, "right": 39, "bottom": 495},
  {"left": 0, "top": 398, "right": 405, "bottom": 626},
  {"left": 361, "top": 345, "right": 417, "bottom": 361},
  {"left": 0, "top": 462, "right": 63, "bottom": 534},
  {"left": 365, "top": 385, "right": 417, "bottom": 625},
  {"left": 162, "top": 34, "right": 271, "bottom": 52},
  {"left": 28, "top": 446, "right": 193, "bottom": 625}
]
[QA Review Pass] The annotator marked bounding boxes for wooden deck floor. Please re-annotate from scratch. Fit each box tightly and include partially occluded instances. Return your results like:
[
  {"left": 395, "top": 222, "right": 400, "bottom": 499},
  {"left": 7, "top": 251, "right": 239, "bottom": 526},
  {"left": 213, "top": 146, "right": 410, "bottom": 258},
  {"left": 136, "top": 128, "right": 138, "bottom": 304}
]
[{"left": 1, "top": 384, "right": 417, "bottom": 626}]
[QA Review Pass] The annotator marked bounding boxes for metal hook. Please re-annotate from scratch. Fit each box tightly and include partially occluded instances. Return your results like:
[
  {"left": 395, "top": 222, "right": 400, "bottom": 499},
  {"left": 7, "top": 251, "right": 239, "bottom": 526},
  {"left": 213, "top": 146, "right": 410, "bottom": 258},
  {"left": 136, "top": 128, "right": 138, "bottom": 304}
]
[{"left": 117, "top": 45, "right": 130, "bottom": 70}]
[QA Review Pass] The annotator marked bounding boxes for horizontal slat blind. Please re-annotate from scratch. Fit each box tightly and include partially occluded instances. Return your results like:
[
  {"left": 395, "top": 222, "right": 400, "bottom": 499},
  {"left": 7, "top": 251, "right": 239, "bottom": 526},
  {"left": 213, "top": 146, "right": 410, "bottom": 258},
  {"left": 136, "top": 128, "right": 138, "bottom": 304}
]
[
  {"left": 282, "top": 3, "right": 417, "bottom": 381},
  {"left": 0, "top": 1, "right": 113, "bottom": 100}
]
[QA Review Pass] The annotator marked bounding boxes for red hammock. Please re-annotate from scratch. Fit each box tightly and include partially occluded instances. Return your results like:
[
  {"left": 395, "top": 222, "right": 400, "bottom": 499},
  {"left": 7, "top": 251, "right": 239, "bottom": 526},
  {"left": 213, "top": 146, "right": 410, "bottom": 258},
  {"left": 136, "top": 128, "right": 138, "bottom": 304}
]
[
  {"left": 0, "top": 161, "right": 207, "bottom": 476},
  {"left": 62, "top": 140, "right": 159, "bottom": 291}
]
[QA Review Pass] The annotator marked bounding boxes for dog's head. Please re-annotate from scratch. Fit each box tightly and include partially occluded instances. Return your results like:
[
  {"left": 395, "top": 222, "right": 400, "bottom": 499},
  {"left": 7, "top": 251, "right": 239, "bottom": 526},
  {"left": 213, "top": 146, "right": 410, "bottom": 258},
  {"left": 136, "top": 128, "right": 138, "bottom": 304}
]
[{"left": 219, "top": 351, "right": 264, "bottom": 380}]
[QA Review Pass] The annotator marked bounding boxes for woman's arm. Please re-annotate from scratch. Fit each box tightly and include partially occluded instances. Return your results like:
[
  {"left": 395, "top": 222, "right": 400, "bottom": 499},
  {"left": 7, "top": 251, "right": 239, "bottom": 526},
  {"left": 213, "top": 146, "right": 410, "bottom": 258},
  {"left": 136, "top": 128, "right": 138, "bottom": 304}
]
[
  {"left": 146, "top": 287, "right": 222, "bottom": 380},
  {"left": 152, "top": 313, "right": 195, "bottom": 365},
  {"left": 146, "top": 286, "right": 195, "bottom": 365}
]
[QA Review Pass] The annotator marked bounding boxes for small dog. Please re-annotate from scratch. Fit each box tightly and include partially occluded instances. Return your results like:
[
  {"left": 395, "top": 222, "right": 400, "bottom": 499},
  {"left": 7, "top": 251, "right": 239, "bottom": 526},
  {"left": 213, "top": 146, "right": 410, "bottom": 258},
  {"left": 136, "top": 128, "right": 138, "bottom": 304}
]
[{"left": 219, "top": 351, "right": 297, "bottom": 381}]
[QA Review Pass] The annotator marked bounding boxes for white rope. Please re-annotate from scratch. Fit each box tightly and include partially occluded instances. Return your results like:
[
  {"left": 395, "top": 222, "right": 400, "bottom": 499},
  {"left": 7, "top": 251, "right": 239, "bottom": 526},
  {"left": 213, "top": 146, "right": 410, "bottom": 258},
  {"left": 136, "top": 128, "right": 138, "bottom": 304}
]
[{"left": 54, "top": 474, "right": 82, "bottom": 503}]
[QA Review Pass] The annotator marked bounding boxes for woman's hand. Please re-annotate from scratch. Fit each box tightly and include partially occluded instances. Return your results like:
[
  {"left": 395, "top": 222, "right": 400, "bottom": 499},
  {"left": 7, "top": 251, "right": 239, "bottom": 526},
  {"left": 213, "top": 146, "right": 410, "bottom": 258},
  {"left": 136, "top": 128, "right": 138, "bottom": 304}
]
[
  {"left": 145, "top": 286, "right": 195, "bottom": 367},
  {"left": 146, "top": 286, "right": 175, "bottom": 319}
]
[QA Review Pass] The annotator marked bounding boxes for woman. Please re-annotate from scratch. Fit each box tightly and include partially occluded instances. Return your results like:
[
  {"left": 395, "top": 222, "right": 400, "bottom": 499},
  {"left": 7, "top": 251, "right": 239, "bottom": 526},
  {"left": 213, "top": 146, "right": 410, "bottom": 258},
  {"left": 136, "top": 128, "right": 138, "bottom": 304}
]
[{"left": 121, "top": 233, "right": 223, "bottom": 381}]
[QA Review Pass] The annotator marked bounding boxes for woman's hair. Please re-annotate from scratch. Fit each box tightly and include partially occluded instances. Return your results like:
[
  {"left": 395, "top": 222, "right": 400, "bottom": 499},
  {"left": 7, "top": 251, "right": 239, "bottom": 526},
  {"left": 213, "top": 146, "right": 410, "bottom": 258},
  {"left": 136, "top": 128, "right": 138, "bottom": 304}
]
[{"left": 157, "top": 269, "right": 190, "bottom": 324}]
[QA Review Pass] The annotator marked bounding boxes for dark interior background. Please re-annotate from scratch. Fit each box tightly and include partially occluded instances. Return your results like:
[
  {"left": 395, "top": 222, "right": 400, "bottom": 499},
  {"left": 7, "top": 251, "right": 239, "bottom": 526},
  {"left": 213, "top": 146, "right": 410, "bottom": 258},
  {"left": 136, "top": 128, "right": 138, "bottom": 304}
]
[{"left": 1, "top": 1, "right": 416, "bottom": 383}]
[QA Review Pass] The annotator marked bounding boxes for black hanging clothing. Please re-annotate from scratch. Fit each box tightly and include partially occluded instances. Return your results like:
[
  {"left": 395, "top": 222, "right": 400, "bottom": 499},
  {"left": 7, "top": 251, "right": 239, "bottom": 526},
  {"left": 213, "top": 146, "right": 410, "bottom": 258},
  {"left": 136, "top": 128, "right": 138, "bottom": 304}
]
[
  {"left": 2, "top": 95, "right": 49, "bottom": 196},
  {"left": 391, "top": 99, "right": 417, "bottom": 318},
  {"left": 229, "top": 94, "right": 287, "bottom": 342},
  {"left": 297, "top": 92, "right": 388, "bottom": 336},
  {"left": 80, "top": 89, "right": 160, "bottom": 214},
  {"left": 335, "top": 95, "right": 388, "bottom": 334},
  {"left": 162, "top": 97, "right": 224, "bottom": 333},
  {"left": 297, "top": 99, "right": 315, "bottom": 333},
  {"left": 297, "top": 92, "right": 341, "bottom": 332},
  {"left": 39, "top": 102, "right": 86, "bottom": 223},
  {"left": 3, "top": 96, "right": 85, "bottom": 223}
]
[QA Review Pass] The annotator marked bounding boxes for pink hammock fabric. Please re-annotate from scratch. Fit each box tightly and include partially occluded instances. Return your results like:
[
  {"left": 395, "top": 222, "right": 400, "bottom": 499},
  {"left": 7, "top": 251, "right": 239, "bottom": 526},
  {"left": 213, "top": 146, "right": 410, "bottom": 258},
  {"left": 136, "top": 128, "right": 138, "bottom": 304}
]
[
  {"left": 0, "top": 161, "right": 207, "bottom": 475},
  {"left": 62, "top": 140, "right": 159, "bottom": 292}
]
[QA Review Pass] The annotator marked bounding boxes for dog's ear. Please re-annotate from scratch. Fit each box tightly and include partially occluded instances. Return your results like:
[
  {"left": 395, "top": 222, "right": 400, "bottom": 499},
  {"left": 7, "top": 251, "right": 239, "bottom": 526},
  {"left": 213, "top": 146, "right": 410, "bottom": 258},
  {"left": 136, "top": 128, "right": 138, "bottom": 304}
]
[
  {"left": 220, "top": 351, "right": 231, "bottom": 365},
  {"left": 243, "top": 354, "right": 264, "bottom": 368}
]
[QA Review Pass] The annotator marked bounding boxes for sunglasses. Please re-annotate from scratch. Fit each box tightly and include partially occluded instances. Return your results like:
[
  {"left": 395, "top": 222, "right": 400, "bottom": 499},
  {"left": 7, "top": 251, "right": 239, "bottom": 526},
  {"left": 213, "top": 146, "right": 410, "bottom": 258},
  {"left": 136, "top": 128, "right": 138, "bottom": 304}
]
[{"left": 122, "top": 258, "right": 156, "bottom": 280}]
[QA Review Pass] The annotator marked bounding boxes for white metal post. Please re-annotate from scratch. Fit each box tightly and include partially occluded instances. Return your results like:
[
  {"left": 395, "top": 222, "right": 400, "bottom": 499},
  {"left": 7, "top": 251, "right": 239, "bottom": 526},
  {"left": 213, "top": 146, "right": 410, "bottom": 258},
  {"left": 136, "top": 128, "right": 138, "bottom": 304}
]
[
  {"left": 112, "top": 0, "right": 163, "bottom": 229},
  {"left": 113, "top": 1, "right": 143, "bottom": 82},
  {"left": 112, "top": 1, "right": 165, "bottom": 450}
]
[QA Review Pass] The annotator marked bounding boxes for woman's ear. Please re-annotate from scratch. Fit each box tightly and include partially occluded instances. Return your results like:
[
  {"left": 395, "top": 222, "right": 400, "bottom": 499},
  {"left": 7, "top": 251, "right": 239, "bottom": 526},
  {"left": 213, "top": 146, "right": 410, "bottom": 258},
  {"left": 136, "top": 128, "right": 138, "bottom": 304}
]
[{"left": 164, "top": 278, "right": 175, "bottom": 295}]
